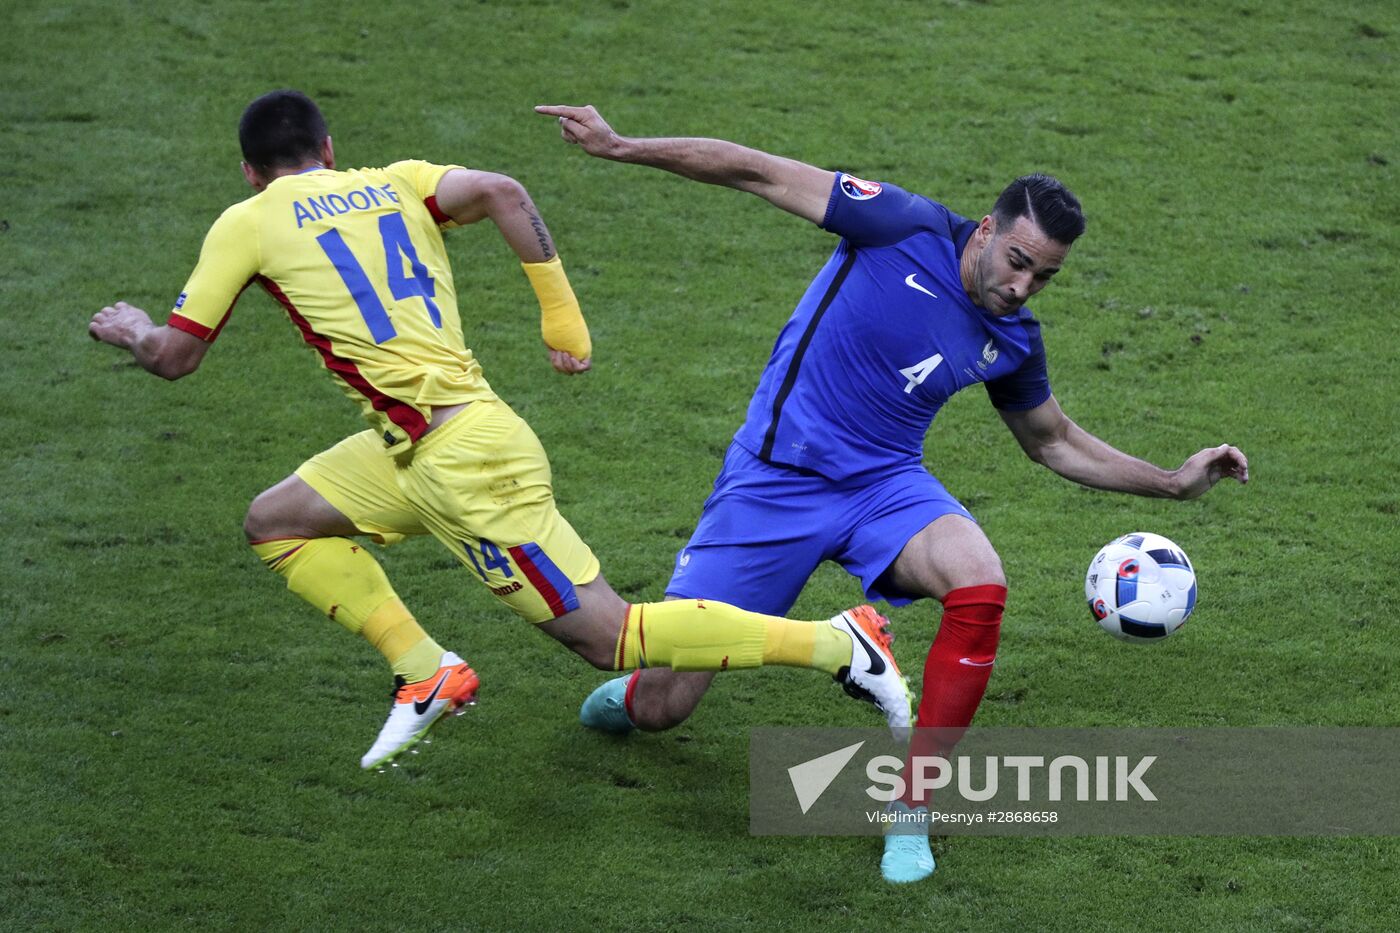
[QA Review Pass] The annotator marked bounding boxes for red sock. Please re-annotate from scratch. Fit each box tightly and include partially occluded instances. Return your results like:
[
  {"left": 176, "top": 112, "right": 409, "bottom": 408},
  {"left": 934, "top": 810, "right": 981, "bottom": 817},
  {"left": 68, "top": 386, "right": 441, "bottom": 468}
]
[{"left": 900, "top": 584, "right": 1007, "bottom": 808}]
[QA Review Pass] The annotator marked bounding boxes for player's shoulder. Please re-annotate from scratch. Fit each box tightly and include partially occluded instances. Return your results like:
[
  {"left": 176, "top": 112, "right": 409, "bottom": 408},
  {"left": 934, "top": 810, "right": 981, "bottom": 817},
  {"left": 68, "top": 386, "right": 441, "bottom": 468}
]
[
  {"left": 824, "top": 173, "right": 975, "bottom": 247},
  {"left": 896, "top": 186, "right": 975, "bottom": 241},
  {"left": 375, "top": 159, "right": 463, "bottom": 179},
  {"left": 372, "top": 159, "right": 468, "bottom": 198},
  {"left": 1013, "top": 305, "right": 1042, "bottom": 327},
  {"left": 378, "top": 158, "right": 431, "bottom": 174},
  {"left": 999, "top": 304, "right": 1045, "bottom": 337},
  {"left": 1000, "top": 305, "right": 1047, "bottom": 353},
  {"left": 207, "top": 193, "right": 260, "bottom": 233}
]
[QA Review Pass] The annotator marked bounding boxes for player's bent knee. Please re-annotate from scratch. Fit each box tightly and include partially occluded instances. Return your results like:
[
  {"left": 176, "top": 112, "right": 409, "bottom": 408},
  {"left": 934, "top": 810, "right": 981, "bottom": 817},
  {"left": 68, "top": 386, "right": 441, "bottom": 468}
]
[
  {"left": 243, "top": 475, "right": 361, "bottom": 543},
  {"left": 935, "top": 564, "right": 1006, "bottom": 600},
  {"left": 243, "top": 491, "right": 281, "bottom": 543},
  {"left": 956, "top": 550, "right": 1006, "bottom": 593},
  {"left": 976, "top": 559, "right": 1007, "bottom": 591}
]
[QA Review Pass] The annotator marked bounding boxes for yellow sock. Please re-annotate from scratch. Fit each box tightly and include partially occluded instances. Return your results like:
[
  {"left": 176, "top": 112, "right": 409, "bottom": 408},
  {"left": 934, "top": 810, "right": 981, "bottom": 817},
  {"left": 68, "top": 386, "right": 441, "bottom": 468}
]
[
  {"left": 250, "top": 537, "right": 444, "bottom": 681},
  {"left": 613, "top": 599, "right": 850, "bottom": 675},
  {"left": 362, "top": 599, "right": 445, "bottom": 682},
  {"left": 765, "top": 616, "right": 852, "bottom": 673}
]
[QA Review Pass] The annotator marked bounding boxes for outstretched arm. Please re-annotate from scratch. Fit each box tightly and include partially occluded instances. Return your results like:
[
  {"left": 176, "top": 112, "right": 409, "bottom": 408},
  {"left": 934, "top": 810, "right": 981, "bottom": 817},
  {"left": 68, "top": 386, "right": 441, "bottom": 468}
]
[
  {"left": 89, "top": 301, "right": 210, "bottom": 380},
  {"left": 91, "top": 206, "right": 258, "bottom": 380},
  {"left": 535, "top": 104, "right": 835, "bottom": 225},
  {"left": 433, "top": 169, "right": 590, "bottom": 374},
  {"left": 1000, "top": 395, "right": 1249, "bottom": 500}
]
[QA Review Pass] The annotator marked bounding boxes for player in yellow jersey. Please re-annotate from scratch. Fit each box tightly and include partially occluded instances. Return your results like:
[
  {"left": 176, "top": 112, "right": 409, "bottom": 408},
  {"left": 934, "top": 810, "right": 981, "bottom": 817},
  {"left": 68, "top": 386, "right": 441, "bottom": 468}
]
[{"left": 88, "top": 90, "right": 912, "bottom": 770}]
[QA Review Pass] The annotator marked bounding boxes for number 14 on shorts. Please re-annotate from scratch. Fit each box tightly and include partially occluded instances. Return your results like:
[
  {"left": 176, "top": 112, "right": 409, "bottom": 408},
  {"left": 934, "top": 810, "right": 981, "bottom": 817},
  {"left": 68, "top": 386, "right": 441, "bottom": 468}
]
[
  {"left": 455, "top": 533, "right": 583, "bottom": 620},
  {"left": 463, "top": 538, "right": 514, "bottom": 584}
]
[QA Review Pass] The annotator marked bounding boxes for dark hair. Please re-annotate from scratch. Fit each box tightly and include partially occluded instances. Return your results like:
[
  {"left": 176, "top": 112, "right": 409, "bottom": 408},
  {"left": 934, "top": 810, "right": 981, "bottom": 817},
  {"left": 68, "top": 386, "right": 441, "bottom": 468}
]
[
  {"left": 238, "top": 90, "right": 328, "bottom": 173},
  {"left": 992, "top": 173, "right": 1085, "bottom": 244}
]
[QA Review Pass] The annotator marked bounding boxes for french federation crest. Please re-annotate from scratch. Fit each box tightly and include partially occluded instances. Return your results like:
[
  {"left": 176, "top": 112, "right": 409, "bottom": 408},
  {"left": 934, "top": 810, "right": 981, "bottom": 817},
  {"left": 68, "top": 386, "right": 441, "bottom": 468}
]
[
  {"left": 977, "top": 339, "right": 999, "bottom": 370},
  {"left": 840, "top": 175, "right": 882, "bottom": 200}
]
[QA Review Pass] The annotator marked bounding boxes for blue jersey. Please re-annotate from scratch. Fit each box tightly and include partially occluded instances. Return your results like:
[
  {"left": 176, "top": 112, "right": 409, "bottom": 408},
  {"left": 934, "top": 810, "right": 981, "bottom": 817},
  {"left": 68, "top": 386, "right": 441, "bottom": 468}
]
[{"left": 731, "top": 174, "right": 1052, "bottom": 481}]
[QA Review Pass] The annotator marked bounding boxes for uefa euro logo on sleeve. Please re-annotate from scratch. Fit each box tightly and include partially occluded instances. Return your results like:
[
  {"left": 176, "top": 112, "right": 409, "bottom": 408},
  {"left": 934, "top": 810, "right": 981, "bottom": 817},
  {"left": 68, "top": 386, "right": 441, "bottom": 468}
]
[{"left": 840, "top": 175, "right": 883, "bottom": 200}]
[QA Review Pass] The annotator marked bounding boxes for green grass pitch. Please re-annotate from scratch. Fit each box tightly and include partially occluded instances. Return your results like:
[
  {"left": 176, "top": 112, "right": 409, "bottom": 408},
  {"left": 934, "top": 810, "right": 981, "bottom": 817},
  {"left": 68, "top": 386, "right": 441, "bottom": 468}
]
[{"left": 3, "top": 0, "right": 1398, "bottom": 929}]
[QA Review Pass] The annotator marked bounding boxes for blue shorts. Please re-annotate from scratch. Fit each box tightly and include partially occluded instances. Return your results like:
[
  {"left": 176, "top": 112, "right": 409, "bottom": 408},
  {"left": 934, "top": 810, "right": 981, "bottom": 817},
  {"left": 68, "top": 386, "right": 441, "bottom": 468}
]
[{"left": 666, "top": 442, "right": 974, "bottom": 615}]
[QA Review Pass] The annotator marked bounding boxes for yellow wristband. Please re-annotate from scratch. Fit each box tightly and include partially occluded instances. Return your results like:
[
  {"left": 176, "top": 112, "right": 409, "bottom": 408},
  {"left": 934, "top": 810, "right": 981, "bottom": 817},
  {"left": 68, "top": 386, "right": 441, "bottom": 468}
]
[{"left": 521, "top": 256, "right": 591, "bottom": 360}]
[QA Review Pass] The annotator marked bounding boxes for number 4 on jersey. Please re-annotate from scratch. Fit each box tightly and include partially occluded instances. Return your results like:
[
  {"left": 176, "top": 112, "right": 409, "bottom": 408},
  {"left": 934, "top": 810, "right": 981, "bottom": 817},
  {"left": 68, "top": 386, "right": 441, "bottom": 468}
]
[{"left": 899, "top": 353, "right": 944, "bottom": 394}]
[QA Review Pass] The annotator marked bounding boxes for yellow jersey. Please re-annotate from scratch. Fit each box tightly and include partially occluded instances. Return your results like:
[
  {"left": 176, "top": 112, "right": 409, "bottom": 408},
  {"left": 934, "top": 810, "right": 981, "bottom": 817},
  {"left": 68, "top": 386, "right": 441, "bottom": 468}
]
[{"left": 169, "top": 160, "right": 497, "bottom": 452}]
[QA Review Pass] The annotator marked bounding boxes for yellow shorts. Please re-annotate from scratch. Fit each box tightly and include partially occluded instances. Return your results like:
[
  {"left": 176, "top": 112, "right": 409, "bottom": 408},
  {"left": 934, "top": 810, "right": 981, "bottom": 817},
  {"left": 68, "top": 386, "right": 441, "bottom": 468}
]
[{"left": 295, "top": 399, "right": 600, "bottom": 624}]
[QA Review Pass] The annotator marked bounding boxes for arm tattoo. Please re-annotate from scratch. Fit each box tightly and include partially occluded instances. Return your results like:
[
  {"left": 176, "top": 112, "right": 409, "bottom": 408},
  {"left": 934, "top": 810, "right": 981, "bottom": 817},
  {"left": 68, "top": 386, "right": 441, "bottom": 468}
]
[{"left": 520, "top": 200, "right": 554, "bottom": 260}]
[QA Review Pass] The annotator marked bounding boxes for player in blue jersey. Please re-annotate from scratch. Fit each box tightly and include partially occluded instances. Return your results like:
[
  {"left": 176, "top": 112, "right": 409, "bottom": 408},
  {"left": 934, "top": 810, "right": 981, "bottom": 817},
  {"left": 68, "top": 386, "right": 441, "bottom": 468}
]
[{"left": 537, "top": 104, "right": 1250, "bottom": 883}]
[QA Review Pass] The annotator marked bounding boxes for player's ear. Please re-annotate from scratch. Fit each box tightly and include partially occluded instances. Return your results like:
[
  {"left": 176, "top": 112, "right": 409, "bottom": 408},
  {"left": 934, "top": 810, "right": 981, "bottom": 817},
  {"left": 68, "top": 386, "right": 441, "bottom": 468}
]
[
  {"left": 241, "top": 161, "right": 264, "bottom": 191},
  {"left": 979, "top": 214, "right": 996, "bottom": 241},
  {"left": 322, "top": 136, "right": 335, "bottom": 170}
]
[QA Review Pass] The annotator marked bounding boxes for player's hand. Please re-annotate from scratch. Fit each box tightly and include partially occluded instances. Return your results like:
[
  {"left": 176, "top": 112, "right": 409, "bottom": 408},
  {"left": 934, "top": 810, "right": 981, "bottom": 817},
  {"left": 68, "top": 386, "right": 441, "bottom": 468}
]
[
  {"left": 534, "top": 104, "right": 623, "bottom": 159},
  {"left": 1172, "top": 444, "right": 1249, "bottom": 499},
  {"left": 548, "top": 347, "right": 592, "bottom": 375},
  {"left": 89, "top": 300, "right": 154, "bottom": 349}
]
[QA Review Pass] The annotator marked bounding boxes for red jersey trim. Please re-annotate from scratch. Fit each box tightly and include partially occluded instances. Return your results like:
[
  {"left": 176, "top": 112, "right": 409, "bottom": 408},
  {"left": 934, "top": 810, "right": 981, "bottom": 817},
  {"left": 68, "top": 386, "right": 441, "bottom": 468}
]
[
  {"left": 168, "top": 314, "right": 214, "bottom": 341},
  {"left": 167, "top": 278, "right": 251, "bottom": 343},
  {"left": 424, "top": 195, "right": 451, "bottom": 226},
  {"left": 255, "top": 275, "right": 430, "bottom": 442}
]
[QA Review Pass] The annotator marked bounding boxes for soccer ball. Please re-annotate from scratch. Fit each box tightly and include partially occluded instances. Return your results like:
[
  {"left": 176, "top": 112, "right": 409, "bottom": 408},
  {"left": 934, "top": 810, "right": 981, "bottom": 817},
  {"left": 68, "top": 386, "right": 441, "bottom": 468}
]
[{"left": 1084, "top": 532, "right": 1197, "bottom": 641}]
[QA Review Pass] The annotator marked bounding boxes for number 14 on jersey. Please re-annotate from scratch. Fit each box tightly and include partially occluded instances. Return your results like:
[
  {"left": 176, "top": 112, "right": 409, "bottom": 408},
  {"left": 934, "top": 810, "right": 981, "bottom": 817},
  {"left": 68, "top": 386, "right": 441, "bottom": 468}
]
[{"left": 316, "top": 213, "right": 440, "bottom": 343}]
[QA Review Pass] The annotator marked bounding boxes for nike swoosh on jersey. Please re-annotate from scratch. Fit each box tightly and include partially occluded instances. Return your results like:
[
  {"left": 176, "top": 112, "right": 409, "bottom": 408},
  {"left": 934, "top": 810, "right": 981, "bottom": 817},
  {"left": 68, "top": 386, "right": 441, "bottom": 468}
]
[
  {"left": 413, "top": 670, "right": 452, "bottom": 715},
  {"left": 848, "top": 621, "right": 887, "bottom": 676},
  {"left": 904, "top": 274, "right": 938, "bottom": 299},
  {"left": 958, "top": 657, "right": 995, "bottom": 667}
]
